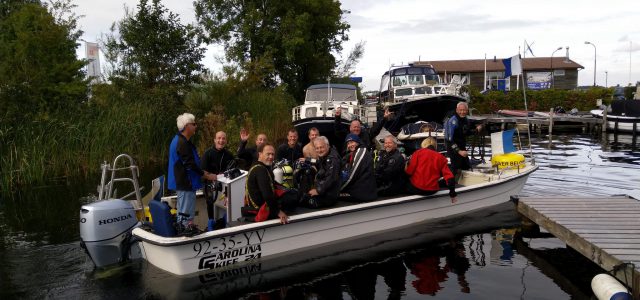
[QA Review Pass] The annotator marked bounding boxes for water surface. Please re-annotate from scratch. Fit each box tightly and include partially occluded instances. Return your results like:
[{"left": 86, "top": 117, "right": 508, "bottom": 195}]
[{"left": 1, "top": 133, "right": 638, "bottom": 299}]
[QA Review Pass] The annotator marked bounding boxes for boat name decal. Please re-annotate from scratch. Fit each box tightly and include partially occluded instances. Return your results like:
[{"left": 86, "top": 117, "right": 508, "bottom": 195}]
[
  {"left": 193, "top": 229, "right": 266, "bottom": 271},
  {"left": 98, "top": 214, "right": 133, "bottom": 225},
  {"left": 198, "top": 244, "right": 262, "bottom": 270}
]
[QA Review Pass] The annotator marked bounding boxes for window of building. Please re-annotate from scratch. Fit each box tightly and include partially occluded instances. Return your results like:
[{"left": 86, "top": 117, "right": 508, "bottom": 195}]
[{"left": 553, "top": 69, "right": 565, "bottom": 77}]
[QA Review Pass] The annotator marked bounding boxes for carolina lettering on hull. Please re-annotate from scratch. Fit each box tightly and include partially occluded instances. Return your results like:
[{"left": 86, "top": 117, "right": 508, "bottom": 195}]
[{"left": 200, "top": 244, "right": 263, "bottom": 270}]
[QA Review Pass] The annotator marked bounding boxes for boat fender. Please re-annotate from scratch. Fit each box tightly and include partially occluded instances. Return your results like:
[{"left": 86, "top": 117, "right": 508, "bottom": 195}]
[
  {"left": 591, "top": 273, "right": 632, "bottom": 300},
  {"left": 491, "top": 153, "right": 525, "bottom": 169}
]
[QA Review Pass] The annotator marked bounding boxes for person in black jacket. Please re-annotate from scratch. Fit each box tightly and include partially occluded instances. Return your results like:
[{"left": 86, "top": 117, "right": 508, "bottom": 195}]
[
  {"left": 375, "top": 135, "right": 406, "bottom": 196},
  {"left": 339, "top": 134, "right": 377, "bottom": 202},
  {"left": 245, "top": 143, "right": 291, "bottom": 224},
  {"left": 306, "top": 136, "right": 340, "bottom": 208},
  {"left": 276, "top": 129, "right": 303, "bottom": 162},
  {"left": 201, "top": 131, "right": 235, "bottom": 221},
  {"left": 237, "top": 128, "right": 267, "bottom": 170},
  {"left": 334, "top": 108, "right": 392, "bottom": 153}
]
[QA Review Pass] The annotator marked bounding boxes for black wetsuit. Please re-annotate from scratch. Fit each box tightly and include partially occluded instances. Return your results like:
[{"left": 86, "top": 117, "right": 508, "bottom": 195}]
[
  {"left": 200, "top": 146, "right": 235, "bottom": 219},
  {"left": 340, "top": 146, "right": 377, "bottom": 202},
  {"left": 375, "top": 149, "right": 406, "bottom": 196},
  {"left": 276, "top": 143, "right": 303, "bottom": 162},
  {"left": 310, "top": 147, "right": 341, "bottom": 208}
]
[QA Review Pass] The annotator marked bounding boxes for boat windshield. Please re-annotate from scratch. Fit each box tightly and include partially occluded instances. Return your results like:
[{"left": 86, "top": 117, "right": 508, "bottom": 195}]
[
  {"left": 388, "top": 66, "right": 439, "bottom": 87},
  {"left": 306, "top": 88, "right": 356, "bottom": 102}
]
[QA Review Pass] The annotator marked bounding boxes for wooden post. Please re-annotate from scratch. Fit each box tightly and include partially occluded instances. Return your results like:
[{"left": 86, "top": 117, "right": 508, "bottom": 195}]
[
  {"left": 633, "top": 122, "right": 637, "bottom": 147},
  {"left": 548, "top": 108, "right": 554, "bottom": 139},
  {"left": 602, "top": 108, "right": 607, "bottom": 135}
]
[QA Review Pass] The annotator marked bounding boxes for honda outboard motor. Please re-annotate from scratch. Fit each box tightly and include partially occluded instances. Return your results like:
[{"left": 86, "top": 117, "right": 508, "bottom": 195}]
[{"left": 80, "top": 199, "right": 141, "bottom": 268}]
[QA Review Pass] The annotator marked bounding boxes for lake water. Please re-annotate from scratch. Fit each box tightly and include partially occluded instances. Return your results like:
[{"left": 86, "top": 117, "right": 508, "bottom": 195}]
[{"left": 1, "top": 132, "right": 639, "bottom": 299}]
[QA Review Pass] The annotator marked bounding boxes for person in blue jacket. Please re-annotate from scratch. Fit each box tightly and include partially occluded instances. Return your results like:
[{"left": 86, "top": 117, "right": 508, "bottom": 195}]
[
  {"left": 168, "top": 113, "right": 216, "bottom": 230},
  {"left": 444, "top": 102, "right": 482, "bottom": 180}
]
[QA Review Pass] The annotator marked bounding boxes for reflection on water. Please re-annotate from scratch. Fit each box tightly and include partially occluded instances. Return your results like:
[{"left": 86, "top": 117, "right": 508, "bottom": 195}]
[{"left": 1, "top": 133, "right": 639, "bottom": 299}]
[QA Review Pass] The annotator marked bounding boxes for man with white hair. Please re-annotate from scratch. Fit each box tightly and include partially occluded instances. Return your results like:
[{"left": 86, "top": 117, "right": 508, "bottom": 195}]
[
  {"left": 168, "top": 113, "right": 216, "bottom": 234},
  {"left": 445, "top": 102, "right": 483, "bottom": 179},
  {"left": 305, "top": 136, "right": 341, "bottom": 208}
]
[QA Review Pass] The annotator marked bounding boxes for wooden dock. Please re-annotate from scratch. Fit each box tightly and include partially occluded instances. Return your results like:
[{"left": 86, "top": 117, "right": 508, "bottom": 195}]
[
  {"left": 474, "top": 113, "right": 603, "bottom": 134},
  {"left": 516, "top": 196, "right": 640, "bottom": 298}
]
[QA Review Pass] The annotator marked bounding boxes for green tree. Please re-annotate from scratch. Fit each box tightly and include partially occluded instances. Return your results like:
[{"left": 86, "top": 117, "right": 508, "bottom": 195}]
[
  {"left": 0, "top": 1, "right": 87, "bottom": 121},
  {"left": 194, "top": 0, "right": 350, "bottom": 101},
  {"left": 103, "top": 0, "right": 205, "bottom": 103}
]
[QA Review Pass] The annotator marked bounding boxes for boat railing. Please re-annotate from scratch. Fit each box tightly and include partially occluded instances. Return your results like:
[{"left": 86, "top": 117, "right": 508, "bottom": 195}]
[
  {"left": 496, "top": 163, "right": 524, "bottom": 179},
  {"left": 97, "top": 153, "right": 143, "bottom": 210}
]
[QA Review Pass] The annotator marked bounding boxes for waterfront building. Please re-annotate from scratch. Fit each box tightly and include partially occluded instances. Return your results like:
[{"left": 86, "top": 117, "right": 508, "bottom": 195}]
[{"left": 414, "top": 57, "right": 584, "bottom": 91}]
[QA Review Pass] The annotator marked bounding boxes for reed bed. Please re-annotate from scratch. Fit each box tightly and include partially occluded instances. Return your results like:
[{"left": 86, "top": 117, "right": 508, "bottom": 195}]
[{"left": 1, "top": 81, "right": 297, "bottom": 196}]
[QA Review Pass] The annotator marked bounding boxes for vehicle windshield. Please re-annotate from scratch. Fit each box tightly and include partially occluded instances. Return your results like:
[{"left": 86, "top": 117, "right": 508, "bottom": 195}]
[{"left": 306, "top": 88, "right": 356, "bottom": 102}]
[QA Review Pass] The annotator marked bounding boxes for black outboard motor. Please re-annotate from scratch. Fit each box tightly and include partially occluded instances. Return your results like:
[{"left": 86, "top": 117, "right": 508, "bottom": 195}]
[{"left": 80, "top": 199, "right": 141, "bottom": 268}]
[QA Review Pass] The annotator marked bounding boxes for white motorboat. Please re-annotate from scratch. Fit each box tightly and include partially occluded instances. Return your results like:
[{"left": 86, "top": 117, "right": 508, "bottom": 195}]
[
  {"left": 292, "top": 83, "right": 373, "bottom": 146},
  {"left": 79, "top": 151, "right": 537, "bottom": 276},
  {"left": 378, "top": 64, "right": 469, "bottom": 134},
  {"left": 590, "top": 99, "right": 640, "bottom": 133}
]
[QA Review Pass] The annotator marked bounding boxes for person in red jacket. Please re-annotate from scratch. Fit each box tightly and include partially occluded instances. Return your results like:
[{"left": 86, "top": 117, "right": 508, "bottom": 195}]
[{"left": 405, "top": 137, "right": 457, "bottom": 203}]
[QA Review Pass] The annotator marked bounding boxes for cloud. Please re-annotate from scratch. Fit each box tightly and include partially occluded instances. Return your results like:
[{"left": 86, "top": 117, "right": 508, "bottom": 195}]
[
  {"left": 613, "top": 42, "right": 640, "bottom": 53},
  {"left": 387, "top": 13, "right": 538, "bottom": 34},
  {"left": 618, "top": 35, "right": 629, "bottom": 42}
]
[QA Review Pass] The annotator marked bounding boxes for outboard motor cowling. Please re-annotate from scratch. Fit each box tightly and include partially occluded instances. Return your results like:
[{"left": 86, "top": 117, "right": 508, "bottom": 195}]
[{"left": 80, "top": 199, "right": 140, "bottom": 268}]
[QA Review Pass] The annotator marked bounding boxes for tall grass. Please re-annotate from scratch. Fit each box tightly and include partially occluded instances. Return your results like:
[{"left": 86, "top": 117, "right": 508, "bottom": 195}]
[
  {"left": 0, "top": 88, "right": 179, "bottom": 195},
  {"left": 1, "top": 80, "right": 298, "bottom": 195},
  {"left": 185, "top": 82, "right": 296, "bottom": 153}
]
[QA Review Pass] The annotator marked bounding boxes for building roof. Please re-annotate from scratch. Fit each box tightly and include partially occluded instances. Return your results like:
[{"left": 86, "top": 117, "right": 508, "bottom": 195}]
[{"left": 413, "top": 57, "right": 584, "bottom": 73}]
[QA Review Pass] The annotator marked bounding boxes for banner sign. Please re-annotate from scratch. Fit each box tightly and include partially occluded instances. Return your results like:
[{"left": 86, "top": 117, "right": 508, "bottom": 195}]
[
  {"left": 85, "top": 42, "right": 101, "bottom": 82},
  {"left": 526, "top": 72, "right": 551, "bottom": 90}
]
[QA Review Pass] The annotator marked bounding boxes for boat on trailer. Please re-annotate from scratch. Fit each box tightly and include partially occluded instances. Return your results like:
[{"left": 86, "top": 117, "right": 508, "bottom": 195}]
[{"left": 80, "top": 151, "right": 537, "bottom": 276}]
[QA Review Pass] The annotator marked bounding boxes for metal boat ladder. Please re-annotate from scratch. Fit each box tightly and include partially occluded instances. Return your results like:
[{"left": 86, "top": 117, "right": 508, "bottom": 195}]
[{"left": 97, "top": 154, "right": 144, "bottom": 211}]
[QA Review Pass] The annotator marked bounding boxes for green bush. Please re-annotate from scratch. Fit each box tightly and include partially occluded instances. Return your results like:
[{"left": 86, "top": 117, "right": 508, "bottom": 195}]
[{"left": 469, "top": 87, "right": 612, "bottom": 114}]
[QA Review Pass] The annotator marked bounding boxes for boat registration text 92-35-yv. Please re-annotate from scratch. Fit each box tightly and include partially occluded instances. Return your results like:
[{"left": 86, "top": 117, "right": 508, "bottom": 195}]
[{"left": 193, "top": 229, "right": 266, "bottom": 270}]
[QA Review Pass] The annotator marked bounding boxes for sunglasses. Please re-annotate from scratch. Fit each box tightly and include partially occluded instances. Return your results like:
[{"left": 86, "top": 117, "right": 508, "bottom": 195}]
[{"left": 187, "top": 122, "right": 197, "bottom": 127}]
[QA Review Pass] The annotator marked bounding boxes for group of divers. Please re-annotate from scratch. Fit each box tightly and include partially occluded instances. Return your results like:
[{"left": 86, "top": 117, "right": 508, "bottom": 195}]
[{"left": 167, "top": 102, "right": 481, "bottom": 233}]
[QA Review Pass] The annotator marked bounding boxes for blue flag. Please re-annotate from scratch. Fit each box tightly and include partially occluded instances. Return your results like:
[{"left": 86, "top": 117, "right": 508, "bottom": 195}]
[
  {"left": 502, "top": 55, "right": 522, "bottom": 77},
  {"left": 491, "top": 129, "right": 517, "bottom": 154}
]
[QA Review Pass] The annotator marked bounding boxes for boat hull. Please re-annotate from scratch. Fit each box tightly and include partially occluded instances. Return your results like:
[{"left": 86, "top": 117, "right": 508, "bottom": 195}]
[
  {"left": 133, "top": 165, "right": 537, "bottom": 276},
  {"left": 142, "top": 201, "right": 521, "bottom": 298},
  {"left": 384, "top": 94, "right": 465, "bottom": 133},
  {"left": 590, "top": 109, "right": 640, "bottom": 133},
  {"left": 293, "top": 116, "right": 351, "bottom": 146}
]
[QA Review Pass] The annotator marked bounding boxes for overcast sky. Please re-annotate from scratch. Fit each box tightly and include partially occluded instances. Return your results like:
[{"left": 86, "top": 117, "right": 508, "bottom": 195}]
[{"left": 74, "top": 0, "right": 640, "bottom": 91}]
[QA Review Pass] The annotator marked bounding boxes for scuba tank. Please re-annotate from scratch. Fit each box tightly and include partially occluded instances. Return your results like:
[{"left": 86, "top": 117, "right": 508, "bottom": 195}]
[
  {"left": 273, "top": 165, "right": 284, "bottom": 184},
  {"left": 273, "top": 159, "right": 294, "bottom": 188}
]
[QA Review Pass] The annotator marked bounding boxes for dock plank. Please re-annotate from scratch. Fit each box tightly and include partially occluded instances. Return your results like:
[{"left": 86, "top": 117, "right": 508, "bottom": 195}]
[{"left": 517, "top": 196, "right": 640, "bottom": 298}]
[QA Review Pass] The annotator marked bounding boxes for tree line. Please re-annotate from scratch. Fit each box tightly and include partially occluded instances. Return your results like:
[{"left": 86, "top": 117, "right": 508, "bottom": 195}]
[{"left": 0, "top": 0, "right": 361, "bottom": 193}]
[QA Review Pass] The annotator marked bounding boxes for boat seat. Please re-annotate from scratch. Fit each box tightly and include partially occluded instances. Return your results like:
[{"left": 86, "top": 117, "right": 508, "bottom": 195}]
[{"left": 141, "top": 175, "right": 164, "bottom": 207}]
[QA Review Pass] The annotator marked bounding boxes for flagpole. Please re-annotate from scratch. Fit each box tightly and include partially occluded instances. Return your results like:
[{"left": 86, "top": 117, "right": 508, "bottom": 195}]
[
  {"left": 484, "top": 54, "right": 487, "bottom": 91},
  {"left": 520, "top": 57, "right": 535, "bottom": 164}
]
